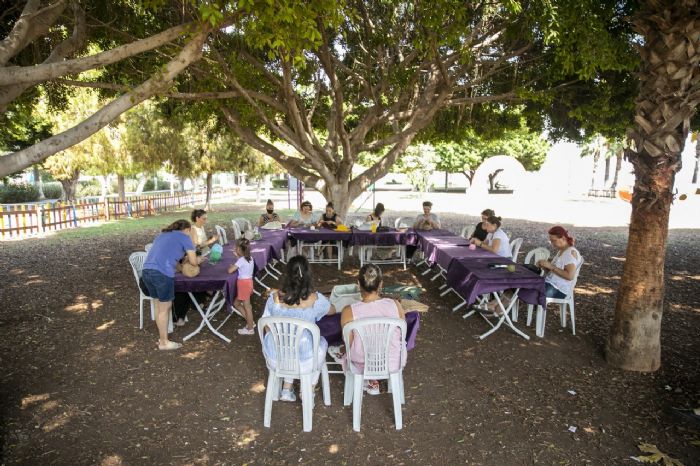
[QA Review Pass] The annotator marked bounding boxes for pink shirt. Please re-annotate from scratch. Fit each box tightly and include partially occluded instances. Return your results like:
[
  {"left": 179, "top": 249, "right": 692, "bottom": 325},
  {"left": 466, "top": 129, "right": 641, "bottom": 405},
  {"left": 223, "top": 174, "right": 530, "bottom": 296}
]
[{"left": 347, "top": 298, "right": 405, "bottom": 373}]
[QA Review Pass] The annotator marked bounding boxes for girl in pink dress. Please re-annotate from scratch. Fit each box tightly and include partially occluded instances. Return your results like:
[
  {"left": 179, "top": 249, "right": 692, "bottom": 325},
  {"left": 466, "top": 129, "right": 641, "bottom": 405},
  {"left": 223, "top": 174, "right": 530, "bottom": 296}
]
[{"left": 340, "top": 263, "right": 406, "bottom": 395}]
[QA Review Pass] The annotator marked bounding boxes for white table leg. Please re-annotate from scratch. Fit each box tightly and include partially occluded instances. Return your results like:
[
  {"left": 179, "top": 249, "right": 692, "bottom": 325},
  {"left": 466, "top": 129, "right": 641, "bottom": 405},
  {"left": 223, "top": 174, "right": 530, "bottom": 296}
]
[
  {"left": 183, "top": 291, "right": 232, "bottom": 343},
  {"left": 478, "top": 291, "right": 530, "bottom": 341}
]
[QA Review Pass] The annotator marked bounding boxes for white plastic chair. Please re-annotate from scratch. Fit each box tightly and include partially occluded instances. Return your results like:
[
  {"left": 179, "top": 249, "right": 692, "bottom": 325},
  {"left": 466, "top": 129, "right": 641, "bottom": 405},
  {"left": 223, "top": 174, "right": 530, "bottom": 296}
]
[
  {"left": 510, "top": 237, "right": 523, "bottom": 262},
  {"left": 460, "top": 225, "right": 475, "bottom": 239},
  {"left": 128, "top": 251, "right": 155, "bottom": 329},
  {"left": 512, "top": 247, "right": 551, "bottom": 322},
  {"left": 527, "top": 257, "right": 584, "bottom": 337},
  {"left": 233, "top": 217, "right": 252, "bottom": 234},
  {"left": 257, "top": 317, "right": 331, "bottom": 432},
  {"left": 144, "top": 243, "right": 153, "bottom": 252},
  {"left": 230, "top": 221, "right": 242, "bottom": 240},
  {"left": 394, "top": 217, "right": 409, "bottom": 228},
  {"left": 215, "top": 225, "right": 228, "bottom": 245},
  {"left": 342, "top": 317, "right": 407, "bottom": 431}
]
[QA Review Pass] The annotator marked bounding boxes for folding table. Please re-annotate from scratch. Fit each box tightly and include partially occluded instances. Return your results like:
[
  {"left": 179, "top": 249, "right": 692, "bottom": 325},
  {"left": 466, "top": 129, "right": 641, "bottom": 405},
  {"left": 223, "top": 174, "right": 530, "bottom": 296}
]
[
  {"left": 351, "top": 228, "right": 408, "bottom": 269},
  {"left": 445, "top": 257, "right": 546, "bottom": 340},
  {"left": 174, "top": 248, "right": 239, "bottom": 343},
  {"left": 287, "top": 227, "right": 352, "bottom": 270}
]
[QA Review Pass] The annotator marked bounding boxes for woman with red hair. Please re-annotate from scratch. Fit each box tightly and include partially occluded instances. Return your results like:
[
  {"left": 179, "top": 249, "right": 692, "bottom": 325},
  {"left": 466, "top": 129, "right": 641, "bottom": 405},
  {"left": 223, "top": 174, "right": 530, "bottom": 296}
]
[{"left": 537, "top": 226, "right": 582, "bottom": 299}]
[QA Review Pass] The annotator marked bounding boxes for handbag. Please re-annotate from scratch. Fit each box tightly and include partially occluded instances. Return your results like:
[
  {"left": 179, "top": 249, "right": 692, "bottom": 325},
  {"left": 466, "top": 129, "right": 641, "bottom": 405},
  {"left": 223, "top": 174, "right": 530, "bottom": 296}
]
[{"left": 176, "top": 260, "right": 201, "bottom": 277}]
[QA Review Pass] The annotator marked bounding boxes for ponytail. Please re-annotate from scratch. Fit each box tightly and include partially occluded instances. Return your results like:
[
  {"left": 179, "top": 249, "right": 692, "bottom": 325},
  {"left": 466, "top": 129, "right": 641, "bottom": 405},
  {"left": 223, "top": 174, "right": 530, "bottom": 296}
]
[
  {"left": 162, "top": 219, "right": 191, "bottom": 232},
  {"left": 237, "top": 238, "right": 252, "bottom": 262}
]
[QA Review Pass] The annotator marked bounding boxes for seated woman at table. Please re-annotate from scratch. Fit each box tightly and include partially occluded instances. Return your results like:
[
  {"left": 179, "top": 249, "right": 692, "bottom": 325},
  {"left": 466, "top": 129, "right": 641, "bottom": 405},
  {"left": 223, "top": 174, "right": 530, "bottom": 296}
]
[
  {"left": 261, "top": 255, "right": 336, "bottom": 402},
  {"left": 143, "top": 219, "right": 204, "bottom": 350},
  {"left": 469, "top": 208, "right": 495, "bottom": 242},
  {"left": 469, "top": 215, "right": 511, "bottom": 259},
  {"left": 258, "top": 199, "right": 281, "bottom": 227},
  {"left": 413, "top": 200, "right": 441, "bottom": 230},
  {"left": 287, "top": 200, "right": 318, "bottom": 227},
  {"left": 537, "top": 226, "right": 582, "bottom": 299},
  {"left": 190, "top": 209, "right": 220, "bottom": 250},
  {"left": 340, "top": 263, "right": 406, "bottom": 395},
  {"left": 317, "top": 202, "right": 343, "bottom": 229},
  {"left": 365, "top": 202, "right": 385, "bottom": 227}
]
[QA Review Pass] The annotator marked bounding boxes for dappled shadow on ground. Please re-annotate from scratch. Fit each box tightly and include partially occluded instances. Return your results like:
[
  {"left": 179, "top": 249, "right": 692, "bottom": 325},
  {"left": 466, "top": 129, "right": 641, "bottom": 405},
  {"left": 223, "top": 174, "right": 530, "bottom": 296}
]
[{"left": 0, "top": 208, "right": 698, "bottom": 464}]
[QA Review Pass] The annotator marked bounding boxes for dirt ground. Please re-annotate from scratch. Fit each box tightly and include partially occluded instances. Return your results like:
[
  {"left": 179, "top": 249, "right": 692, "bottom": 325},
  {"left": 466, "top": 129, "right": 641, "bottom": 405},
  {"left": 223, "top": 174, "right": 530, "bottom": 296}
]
[{"left": 1, "top": 207, "right": 699, "bottom": 465}]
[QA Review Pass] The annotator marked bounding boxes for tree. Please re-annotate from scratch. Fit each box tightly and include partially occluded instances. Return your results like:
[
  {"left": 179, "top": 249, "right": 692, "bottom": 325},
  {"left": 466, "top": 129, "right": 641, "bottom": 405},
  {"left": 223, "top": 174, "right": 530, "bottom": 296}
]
[
  {"left": 203, "top": 0, "right": 630, "bottom": 218},
  {"left": 606, "top": 0, "right": 700, "bottom": 372},
  {"left": 434, "top": 124, "right": 550, "bottom": 186},
  {"left": 0, "top": 0, "right": 216, "bottom": 177}
]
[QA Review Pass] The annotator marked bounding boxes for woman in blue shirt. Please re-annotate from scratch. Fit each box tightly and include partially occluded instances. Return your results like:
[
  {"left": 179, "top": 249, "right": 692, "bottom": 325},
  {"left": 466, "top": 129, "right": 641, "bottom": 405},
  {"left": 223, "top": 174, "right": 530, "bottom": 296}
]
[{"left": 143, "top": 219, "right": 201, "bottom": 350}]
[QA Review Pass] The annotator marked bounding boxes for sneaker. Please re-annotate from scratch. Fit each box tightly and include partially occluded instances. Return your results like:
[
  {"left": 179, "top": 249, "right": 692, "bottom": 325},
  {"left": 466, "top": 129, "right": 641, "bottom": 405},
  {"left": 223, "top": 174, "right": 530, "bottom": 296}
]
[
  {"left": 364, "top": 380, "right": 380, "bottom": 395},
  {"left": 175, "top": 318, "right": 186, "bottom": 327},
  {"left": 237, "top": 327, "right": 255, "bottom": 335},
  {"left": 280, "top": 387, "right": 296, "bottom": 402}
]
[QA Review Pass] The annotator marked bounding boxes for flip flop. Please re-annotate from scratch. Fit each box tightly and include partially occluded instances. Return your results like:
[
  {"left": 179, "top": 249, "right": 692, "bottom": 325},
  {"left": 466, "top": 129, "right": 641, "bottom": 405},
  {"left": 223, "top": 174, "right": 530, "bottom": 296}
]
[{"left": 158, "top": 341, "right": 182, "bottom": 351}]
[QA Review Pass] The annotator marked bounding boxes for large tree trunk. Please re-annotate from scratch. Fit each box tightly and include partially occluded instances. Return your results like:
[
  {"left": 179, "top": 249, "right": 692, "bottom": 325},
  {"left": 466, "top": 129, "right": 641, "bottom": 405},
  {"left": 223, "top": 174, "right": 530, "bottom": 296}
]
[
  {"left": 693, "top": 135, "right": 700, "bottom": 184},
  {"left": 610, "top": 150, "right": 623, "bottom": 191},
  {"left": 117, "top": 174, "right": 126, "bottom": 200},
  {"left": 135, "top": 175, "right": 147, "bottom": 195},
  {"left": 59, "top": 170, "right": 80, "bottom": 202},
  {"left": 606, "top": 0, "right": 700, "bottom": 372},
  {"left": 99, "top": 175, "right": 109, "bottom": 200},
  {"left": 33, "top": 166, "right": 44, "bottom": 199},
  {"left": 204, "top": 172, "right": 213, "bottom": 210}
]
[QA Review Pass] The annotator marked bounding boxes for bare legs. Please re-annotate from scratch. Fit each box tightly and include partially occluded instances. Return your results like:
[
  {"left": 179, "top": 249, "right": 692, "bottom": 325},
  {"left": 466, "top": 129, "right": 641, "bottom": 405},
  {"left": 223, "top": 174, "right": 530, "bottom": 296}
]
[
  {"left": 235, "top": 299, "right": 254, "bottom": 330},
  {"left": 155, "top": 300, "right": 180, "bottom": 349}
]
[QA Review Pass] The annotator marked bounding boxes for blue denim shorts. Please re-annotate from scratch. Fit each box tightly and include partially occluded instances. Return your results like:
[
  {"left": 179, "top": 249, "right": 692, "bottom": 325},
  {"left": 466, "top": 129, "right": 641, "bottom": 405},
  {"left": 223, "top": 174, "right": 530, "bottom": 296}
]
[
  {"left": 142, "top": 269, "right": 175, "bottom": 302},
  {"left": 545, "top": 282, "right": 566, "bottom": 299}
]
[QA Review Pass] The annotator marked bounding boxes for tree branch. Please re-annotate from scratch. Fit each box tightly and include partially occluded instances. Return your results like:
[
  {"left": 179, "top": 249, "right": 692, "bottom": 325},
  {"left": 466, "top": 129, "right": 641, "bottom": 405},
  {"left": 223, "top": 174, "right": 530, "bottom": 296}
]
[
  {"left": 0, "top": 0, "right": 67, "bottom": 66},
  {"left": 0, "top": 22, "right": 193, "bottom": 86},
  {"left": 0, "top": 27, "right": 210, "bottom": 178}
]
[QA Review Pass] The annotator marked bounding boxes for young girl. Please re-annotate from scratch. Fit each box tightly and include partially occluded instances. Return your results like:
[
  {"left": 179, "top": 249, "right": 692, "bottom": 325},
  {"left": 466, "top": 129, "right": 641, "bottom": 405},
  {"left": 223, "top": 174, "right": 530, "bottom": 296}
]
[{"left": 228, "top": 238, "right": 256, "bottom": 335}]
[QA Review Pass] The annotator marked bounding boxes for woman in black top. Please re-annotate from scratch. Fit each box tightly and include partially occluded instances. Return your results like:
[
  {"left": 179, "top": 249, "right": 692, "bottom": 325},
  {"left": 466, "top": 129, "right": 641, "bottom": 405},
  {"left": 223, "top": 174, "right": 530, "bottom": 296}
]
[
  {"left": 317, "top": 202, "right": 343, "bottom": 228},
  {"left": 470, "top": 209, "right": 494, "bottom": 242},
  {"left": 365, "top": 202, "right": 385, "bottom": 227}
]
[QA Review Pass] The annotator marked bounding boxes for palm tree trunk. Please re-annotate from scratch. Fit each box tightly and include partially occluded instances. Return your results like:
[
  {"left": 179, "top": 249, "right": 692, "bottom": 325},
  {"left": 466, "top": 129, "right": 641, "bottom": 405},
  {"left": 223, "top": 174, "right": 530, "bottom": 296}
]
[{"left": 606, "top": 0, "right": 700, "bottom": 372}]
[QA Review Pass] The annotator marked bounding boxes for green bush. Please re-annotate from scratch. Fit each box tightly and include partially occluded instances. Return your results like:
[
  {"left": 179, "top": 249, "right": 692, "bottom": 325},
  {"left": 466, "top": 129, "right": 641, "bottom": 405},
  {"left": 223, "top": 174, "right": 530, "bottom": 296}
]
[
  {"left": 0, "top": 183, "right": 40, "bottom": 203},
  {"left": 143, "top": 178, "right": 171, "bottom": 191},
  {"left": 77, "top": 179, "right": 103, "bottom": 198},
  {"left": 42, "top": 182, "right": 63, "bottom": 199},
  {"left": 271, "top": 178, "right": 288, "bottom": 189}
]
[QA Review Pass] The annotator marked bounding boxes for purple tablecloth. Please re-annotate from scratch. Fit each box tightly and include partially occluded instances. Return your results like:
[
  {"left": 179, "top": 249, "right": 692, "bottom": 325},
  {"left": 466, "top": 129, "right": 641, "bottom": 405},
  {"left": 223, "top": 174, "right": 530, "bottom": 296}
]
[
  {"left": 445, "top": 258, "right": 546, "bottom": 307},
  {"left": 351, "top": 228, "right": 409, "bottom": 246},
  {"left": 413, "top": 228, "right": 460, "bottom": 252},
  {"left": 258, "top": 229, "right": 288, "bottom": 259},
  {"left": 174, "top": 248, "right": 238, "bottom": 305},
  {"left": 317, "top": 311, "right": 421, "bottom": 349},
  {"left": 287, "top": 227, "right": 353, "bottom": 242},
  {"left": 431, "top": 238, "right": 498, "bottom": 270}
]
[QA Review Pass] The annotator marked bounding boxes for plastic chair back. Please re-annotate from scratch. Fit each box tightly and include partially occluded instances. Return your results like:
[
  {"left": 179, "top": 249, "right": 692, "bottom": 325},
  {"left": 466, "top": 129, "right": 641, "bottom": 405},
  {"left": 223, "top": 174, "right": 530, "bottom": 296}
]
[
  {"left": 144, "top": 243, "right": 153, "bottom": 252},
  {"left": 258, "top": 317, "right": 322, "bottom": 378},
  {"left": 510, "top": 237, "right": 523, "bottom": 262},
  {"left": 215, "top": 225, "right": 228, "bottom": 245},
  {"left": 342, "top": 317, "right": 407, "bottom": 378},
  {"left": 233, "top": 217, "right": 252, "bottom": 233},
  {"left": 524, "top": 247, "right": 550, "bottom": 268},
  {"left": 129, "top": 251, "right": 146, "bottom": 280},
  {"left": 460, "top": 225, "right": 475, "bottom": 239},
  {"left": 394, "top": 217, "right": 409, "bottom": 228},
  {"left": 230, "top": 221, "right": 242, "bottom": 240}
]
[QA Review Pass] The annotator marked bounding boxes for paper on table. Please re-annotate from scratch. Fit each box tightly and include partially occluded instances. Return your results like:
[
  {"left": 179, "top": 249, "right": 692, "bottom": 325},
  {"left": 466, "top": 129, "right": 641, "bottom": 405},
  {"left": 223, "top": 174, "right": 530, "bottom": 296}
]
[{"left": 401, "top": 299, "right": 428, "bottom": 313}]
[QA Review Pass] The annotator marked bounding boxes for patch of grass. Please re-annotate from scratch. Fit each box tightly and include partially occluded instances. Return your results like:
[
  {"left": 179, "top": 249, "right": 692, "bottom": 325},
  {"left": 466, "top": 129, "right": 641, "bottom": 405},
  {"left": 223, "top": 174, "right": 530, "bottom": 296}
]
[{"left": 39, "top": 206, "right": 296, "bottom": 243}]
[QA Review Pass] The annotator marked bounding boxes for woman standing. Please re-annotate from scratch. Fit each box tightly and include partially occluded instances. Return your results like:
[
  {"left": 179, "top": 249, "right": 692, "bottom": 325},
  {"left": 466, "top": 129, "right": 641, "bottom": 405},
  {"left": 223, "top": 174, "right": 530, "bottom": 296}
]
[
  {"left": 469, "top": 215, "right": 511, "bottom": 259},
  {"left": 537, "top": 226, "right": 582, "bottom": 298},
  {"left": 143, "top": 219, "right": 203, "bottom": 350}
]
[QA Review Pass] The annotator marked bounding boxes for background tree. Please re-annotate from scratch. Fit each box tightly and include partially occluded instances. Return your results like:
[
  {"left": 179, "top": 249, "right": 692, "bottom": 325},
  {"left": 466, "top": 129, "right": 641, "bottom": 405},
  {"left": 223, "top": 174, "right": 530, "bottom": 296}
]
[{"left": 200, "top": 0, "right": 632, "bottom": 218}]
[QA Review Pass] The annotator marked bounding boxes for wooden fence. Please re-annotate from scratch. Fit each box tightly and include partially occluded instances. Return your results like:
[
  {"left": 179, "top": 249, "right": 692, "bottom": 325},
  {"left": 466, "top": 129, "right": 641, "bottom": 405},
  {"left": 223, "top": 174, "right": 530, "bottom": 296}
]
[{"left": 0, "top": 188, "right": 237, "bottom": 240}]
